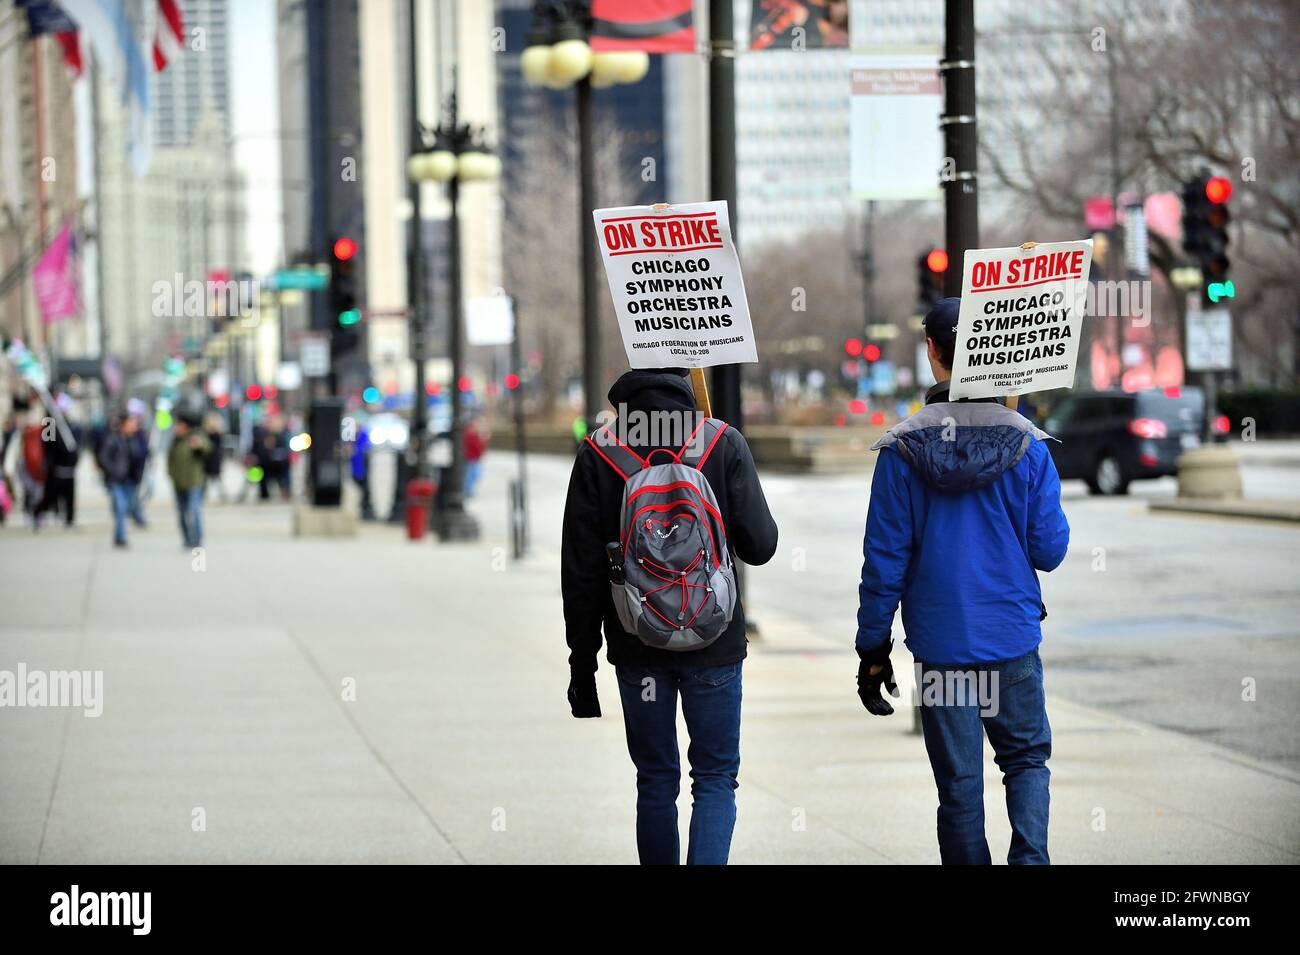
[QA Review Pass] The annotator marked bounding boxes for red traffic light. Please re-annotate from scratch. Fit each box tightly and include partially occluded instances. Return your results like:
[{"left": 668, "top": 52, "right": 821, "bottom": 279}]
[
  {"left": 863, "top": 343, "right": 882, "bottom": 362},
  {"left": 926, "top": 248, "right": 949, "bottom": 273},
  {"left": 333, "top": 236, "right": 358, "bottom": 261},
  {"left": 504, "top": 373, "right": 521, "bottom": 390},
  {"left": 844, "top": 337, "right": 864, "bottom": 357},
  {"left": 245, "top": 384, "right": 262, "bottom": 401},
  {"left": 1205, "top": 177, "right": 1232, "bottom": 205}
]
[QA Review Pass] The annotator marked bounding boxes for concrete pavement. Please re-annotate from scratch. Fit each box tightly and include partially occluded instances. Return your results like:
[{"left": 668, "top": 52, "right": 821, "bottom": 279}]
[{"left": 1, "top": 455, "right": 1298, "bottom": 864}]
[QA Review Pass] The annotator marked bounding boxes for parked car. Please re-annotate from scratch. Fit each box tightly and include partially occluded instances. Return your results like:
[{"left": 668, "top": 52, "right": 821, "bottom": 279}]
[{"left": 1042, "top": 387, "right": 1223, "bottom": 495}]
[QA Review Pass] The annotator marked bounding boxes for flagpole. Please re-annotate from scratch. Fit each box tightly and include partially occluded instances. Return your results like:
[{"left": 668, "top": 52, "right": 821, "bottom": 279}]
[{"left": 91, "top": 59, "right": 108, "bottom": 364}]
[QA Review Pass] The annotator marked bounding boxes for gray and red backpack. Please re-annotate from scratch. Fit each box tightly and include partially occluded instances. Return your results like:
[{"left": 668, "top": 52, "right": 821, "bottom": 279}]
[{"left": 585, "top": 418, "right": 736, "bottom": 652}]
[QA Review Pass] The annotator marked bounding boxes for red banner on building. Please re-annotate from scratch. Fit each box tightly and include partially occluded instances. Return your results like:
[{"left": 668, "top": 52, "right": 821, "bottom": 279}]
[{"left": 590, "top": 0, "right": 694, "bottom": 53}]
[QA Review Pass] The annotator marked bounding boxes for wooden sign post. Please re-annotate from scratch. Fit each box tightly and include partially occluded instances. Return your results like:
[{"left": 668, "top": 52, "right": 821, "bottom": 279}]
[
  {"left": 689, "top": 367, "right": 713, "bottom": 417},
  {"left": 1003, "top": 241, "right": 1038, "bottom": 414}
]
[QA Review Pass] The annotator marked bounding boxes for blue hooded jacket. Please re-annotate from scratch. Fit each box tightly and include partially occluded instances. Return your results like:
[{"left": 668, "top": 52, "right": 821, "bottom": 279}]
[{"left": 856, "top": 384, "right": 1070, "bottom": 665}]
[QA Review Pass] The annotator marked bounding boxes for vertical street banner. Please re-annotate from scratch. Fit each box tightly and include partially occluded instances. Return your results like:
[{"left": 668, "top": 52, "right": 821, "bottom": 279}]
[
  {"left": 850, "top": 48, "right": 943, "bottom": 200},
  {"left": 590, "top": 0, "right": 695, "bottom": 53},
  {"left": 948, "top": 240, "right": 1094, "bottom": 400},
  {"left": 593, "top": 201, "right": 758, "bottom": 369},
  {"left": 750, "top": 0, "right": 850, "bottom": 50}
]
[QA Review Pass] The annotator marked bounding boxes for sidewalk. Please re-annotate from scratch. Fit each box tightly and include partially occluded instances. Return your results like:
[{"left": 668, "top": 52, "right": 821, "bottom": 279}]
[
  {"left": 1231, "top": 438, "right": 1300, "bottom": 469},
  {"left": 1, "top": 473, "right": 1297, "bottom": 864}
]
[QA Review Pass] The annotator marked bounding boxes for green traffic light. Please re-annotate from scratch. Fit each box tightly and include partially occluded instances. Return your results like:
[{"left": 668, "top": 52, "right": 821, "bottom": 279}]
[
  {"left": 338, "top": 309, "right": 361, "bottom": 326},
  {"left": 1207, "top": 280, "right": 1235, "bottom": 303}
]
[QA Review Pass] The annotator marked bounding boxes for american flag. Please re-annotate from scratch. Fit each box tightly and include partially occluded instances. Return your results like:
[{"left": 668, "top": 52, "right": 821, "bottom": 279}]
[{"left": 152, "top": 0, "right": 184, "bottom": 71}]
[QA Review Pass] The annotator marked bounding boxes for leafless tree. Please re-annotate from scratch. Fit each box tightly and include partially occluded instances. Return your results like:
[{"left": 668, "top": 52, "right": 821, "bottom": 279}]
[{"left": 980, "top": 0, "right": 1300, "bottom": 386}]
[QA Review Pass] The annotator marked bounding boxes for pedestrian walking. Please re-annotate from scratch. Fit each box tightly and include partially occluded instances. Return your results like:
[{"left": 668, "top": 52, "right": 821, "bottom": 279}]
[
  {"left": 17, "top": 410, "right": 49, "bottom": 529},
  {"left": 855, "top": 297, "right": 1070, "bottom": 865},
  {"left": 462, "top": 418, "right": 486, "bottom": 499},
  {"left": 168, "top": 414, "right": 211, "bottom": 549},
  {"left": 126, "top": 410, "right": 151, "bottom": 527},
  {"left": 41, "top": 393, "right": 81, "bottom": 528},
  {"left": 253, "top": 416, "right": 291, "bottom": 501},
  {"left": 202, "top": 412, "right": 226, "bottom": 503},
  {"left": 561, "top": 368, "right": 778, "bottom": 865},
  {"left": 0, "top": 412, "right": 17, "bottom": 526},
  {"left": 97, "top": 412, "right": 136, "bottom": 548},
  {"left": 351, "top": 423, "right": 375, "bottom": 520}
]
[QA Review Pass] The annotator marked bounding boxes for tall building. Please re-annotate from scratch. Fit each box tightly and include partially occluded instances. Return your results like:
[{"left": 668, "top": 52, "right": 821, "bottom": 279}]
[
  {"left": 92, "top": 0, "right": 245, "bottom": 377},
  {"left": 0, "top": 4, "right": 85, "bottom": 415},
  {"left": 151, "top": 0, "right": 230, "bottom": 147}
]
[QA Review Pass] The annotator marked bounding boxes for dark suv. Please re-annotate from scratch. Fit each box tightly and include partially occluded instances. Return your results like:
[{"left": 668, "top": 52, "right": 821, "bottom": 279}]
[{"left": 1041, "top": 388, "right": 1212, "bottom": 495}]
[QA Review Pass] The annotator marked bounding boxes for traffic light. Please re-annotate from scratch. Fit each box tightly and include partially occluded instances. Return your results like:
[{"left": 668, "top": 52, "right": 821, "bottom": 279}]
[
  {"left": 329, "top": 236, "right": 361, "bottom": 357},
  {"left": 1182, "top": 173, "right": 1231, "bottom": 303},
  {"left": 918, "top": 248, "right": 947, "bottom": 310}
]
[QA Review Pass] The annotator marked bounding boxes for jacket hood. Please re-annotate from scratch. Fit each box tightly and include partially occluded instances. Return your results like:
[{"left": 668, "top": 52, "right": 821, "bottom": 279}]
[
  {"left": 872, "top": 401, "right": 1055, "bottom": 493},
  {"left": 607, "top": 370, "right": 696, "bottom": 415}
]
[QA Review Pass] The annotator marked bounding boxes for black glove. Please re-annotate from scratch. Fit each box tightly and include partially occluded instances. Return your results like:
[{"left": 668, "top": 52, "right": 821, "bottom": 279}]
[
  {"left": 567, "top": 668, "right": 601, "bottom": 719},
  {"left": 857, "top": 641, "right": 899, "bottom": 717}
]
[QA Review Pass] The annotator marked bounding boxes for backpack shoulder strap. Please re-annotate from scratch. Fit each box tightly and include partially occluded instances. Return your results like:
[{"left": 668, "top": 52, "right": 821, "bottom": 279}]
[
  {"left": 679, "top": 417, "right": 729, "bottom": 470},
  {"left": 584, "top": 427, "right": 646, "bottom": 482}
]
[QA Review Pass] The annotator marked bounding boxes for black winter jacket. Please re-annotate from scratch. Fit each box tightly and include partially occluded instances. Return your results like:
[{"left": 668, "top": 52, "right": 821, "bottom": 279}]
[{"left": 561, "top": 370, "right": 779, "bottom": 673}]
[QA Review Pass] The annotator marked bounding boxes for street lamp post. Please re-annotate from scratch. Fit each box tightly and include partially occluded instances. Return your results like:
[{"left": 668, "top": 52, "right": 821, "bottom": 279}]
[
  {"left": 521, "top": 1, "right": 649, "bottom": 435},
  {"left": 405, "top": 0, "right": 428, "bottom": 481},
  {"left": 407, "top": 72, "right": 502, "bottom": 543}
]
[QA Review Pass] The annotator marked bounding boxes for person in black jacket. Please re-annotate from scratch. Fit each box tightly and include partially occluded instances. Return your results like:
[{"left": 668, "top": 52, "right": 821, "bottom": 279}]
[
  {"left": 561, "top": 368, "right": 778, "bottom": 865},
  {"left": 97, "top": 413, "right": 136, "bottom": 548}
]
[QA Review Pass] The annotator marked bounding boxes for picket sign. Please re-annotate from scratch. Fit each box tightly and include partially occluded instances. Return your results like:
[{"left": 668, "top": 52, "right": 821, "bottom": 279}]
[
  {"left": 593, "top": 199, "right": 755, "bottom": 415},
  {"left": 1005, "top": 242, "right": 1036, "bottom": 412},
  {"left": 948, "top": 237, "right": 1094, "bottom": 405}
]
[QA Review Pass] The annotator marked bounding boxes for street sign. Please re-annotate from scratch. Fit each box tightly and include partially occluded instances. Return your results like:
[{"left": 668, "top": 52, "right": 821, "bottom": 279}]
[
  {"left": 948, "top": 239, "right": 1093, "bottom": 400},
  {"left": 300, "top": 334, "right": 330, "bottom": 377},
  {"left": 1186, "top": 307, "right": 1232, "bottom": 371},
  {"left": 276, "top": 362, "right": 303, "bottom": 391},
  {"left": 466, "top": 295, "right": 515, "bottom": 346},
  {"left": 268, "top": 267, "right": 329, "bottom": 291},
  {"left": 593, "top": 200, "right": 756, "bottom": 369}
]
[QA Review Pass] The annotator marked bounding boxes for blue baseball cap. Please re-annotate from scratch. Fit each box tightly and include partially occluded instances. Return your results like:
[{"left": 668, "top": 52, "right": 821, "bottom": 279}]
[{"left": 923, "top": 296, "right": 961, "bottom": 349}]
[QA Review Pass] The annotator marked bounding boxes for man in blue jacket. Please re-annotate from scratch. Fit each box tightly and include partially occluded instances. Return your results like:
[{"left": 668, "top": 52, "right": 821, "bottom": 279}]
[{"left": 856, "top": 297, "right": 1070, "bottom": 865}]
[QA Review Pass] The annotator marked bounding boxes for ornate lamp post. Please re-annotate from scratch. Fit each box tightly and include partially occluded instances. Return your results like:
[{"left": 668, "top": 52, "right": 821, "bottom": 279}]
[{"left": 407, "top": 74, "right": 501, "bottom": 543}]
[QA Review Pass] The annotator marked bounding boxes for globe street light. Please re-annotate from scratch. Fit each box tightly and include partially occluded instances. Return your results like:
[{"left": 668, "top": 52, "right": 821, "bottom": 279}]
[{"left": 520, "top": 0, "right": 648, "bottom": 436}]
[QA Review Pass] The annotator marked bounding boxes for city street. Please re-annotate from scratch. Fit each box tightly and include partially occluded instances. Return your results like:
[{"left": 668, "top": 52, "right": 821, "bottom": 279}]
[{"left": 2, "top": 447, "right": 1297, "bottom": 864}]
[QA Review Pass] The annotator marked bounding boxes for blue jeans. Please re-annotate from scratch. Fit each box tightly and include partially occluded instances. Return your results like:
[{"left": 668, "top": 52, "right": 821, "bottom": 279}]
[
  {"left": 128, "top": 483, "right": 146, "bottom": 525},
  {"left": 175, "top": 485, "right": 204, "bottom": 548},
  {"left": 615, "top": 661, "right": 743, "bottom": 865},
  {"left": 918, "top": 649, "right": 1051, "bottom": 865},
  {"left": 108, "top": 483, "right": 133, "bottom": 544},
  {"left": 463, "top": 461, "right": 483, "bottom": 498}
]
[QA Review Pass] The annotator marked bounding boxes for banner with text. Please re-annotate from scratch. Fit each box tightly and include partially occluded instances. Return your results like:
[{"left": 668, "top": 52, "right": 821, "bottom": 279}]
[
  {"left": 948, "top": 239, "right": 1094, "bottom": 400},
  {"left": 850, "top": 48, "right": 943, "bottom": 200},
  {"left": 594, "top": 201, "right": 758, "bottom": 369}
]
